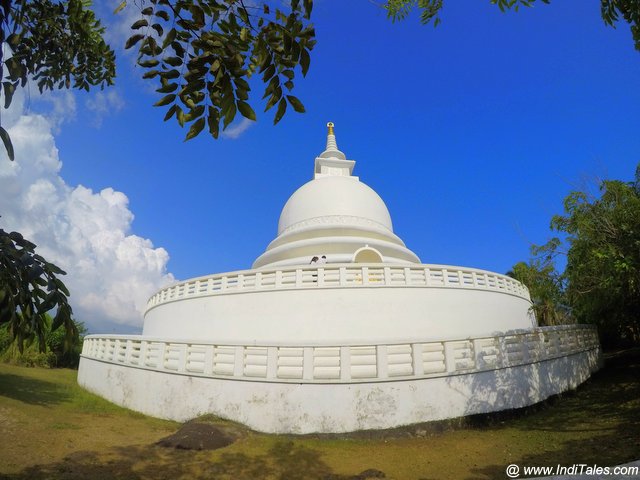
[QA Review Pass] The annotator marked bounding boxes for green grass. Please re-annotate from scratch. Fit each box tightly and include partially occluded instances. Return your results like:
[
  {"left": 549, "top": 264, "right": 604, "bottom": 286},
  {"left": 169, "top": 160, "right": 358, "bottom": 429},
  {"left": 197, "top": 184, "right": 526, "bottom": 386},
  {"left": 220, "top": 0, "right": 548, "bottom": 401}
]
[{"left": 0, "top": 350, "right": 638, "bottom": 479}]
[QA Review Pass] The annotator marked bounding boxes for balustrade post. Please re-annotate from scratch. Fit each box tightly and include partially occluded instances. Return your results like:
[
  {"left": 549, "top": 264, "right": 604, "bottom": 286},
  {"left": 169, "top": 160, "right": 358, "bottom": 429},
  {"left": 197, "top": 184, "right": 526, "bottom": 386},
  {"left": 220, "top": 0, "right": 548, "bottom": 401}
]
[
  {"left": 519, "top": 334, "right": 529, "bottom": 364},
  {"left": 412, "top": 343, "right": 424, "bottom": 376},
  {"left": 339, "top": 267, "right": 346, "bottom": 286},
  {"left": 361, "top": 267, "right": 369, "bottom": 285},
  {"left": 140, "top": 340, "right": 148, "bottom": 367},
  {"left": 472, "top": 339, "right": 484, "bottom": 370},
  {"left": 340, "top": 346, "right": 351, "bottom": 381},
  {"left": 234, "top": 346, "right": 244, "bottom": 377},
  {"left": 303, "top": 347, "right": 314, "bottom": 380},
  {"left": 384, "top": 267, "right": 391, "bottom": 286},
  {"left": 124, "top": 339, "right": 132, "bottom": 364},
  {"left": 157, "top": 342, "right": 167, "bottom": 370},
  {"left": 444, "top": 342, "right": 456, "bottom": 373},
  {"left": 497, "top": 336, "right": 508, "bottom": 368},
  {"left": 403, "top": 267, "right": 411, "bottom": 286},
  {"left": 112, "top": 339, "right": 119, "bottom": 362},
  {"left": 376, "top": 345, "right": 388, "bottom": 379},
  {"left": 552, "top": 330, "right": 562, "bottom": 356},
  {"left": 178, "top": 344, "right": 187, "bottom": 373},
  {"left": 267, "top": 347, "right": 278, "bottom": 379},
  {"left": 203, "top": 345, "right": 214, "bottom": 376},
  {"left": 317, "top": 268, "right": 325, "bottom": 287}
]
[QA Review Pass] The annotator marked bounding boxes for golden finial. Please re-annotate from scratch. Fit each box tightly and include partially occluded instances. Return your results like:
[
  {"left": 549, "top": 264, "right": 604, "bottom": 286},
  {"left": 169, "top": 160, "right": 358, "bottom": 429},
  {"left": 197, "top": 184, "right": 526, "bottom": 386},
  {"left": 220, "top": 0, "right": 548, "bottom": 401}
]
[{"left": 327, "top": 122, "right": 335, "bottom": 136}]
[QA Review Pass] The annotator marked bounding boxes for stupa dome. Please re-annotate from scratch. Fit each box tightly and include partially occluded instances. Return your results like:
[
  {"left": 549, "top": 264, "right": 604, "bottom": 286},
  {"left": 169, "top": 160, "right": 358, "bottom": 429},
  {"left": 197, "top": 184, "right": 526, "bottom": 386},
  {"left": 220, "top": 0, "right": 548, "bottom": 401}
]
[
  {"left": 277, "top": 176, "right": 393, "bottom": 234},
  {"left": 253, "top": 123, "right": 420, "bottom": 268}
]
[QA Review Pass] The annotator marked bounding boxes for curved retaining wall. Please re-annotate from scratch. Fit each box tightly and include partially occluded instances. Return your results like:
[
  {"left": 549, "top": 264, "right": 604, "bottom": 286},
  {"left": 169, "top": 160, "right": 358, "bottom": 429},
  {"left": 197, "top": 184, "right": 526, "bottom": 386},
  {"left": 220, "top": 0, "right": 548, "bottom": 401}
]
[
  {"left": 78, "top": 325, "right": 601, "bottom": 434},
  {"left": 143, "top": 264, "right": 536, "bottom": 343}
]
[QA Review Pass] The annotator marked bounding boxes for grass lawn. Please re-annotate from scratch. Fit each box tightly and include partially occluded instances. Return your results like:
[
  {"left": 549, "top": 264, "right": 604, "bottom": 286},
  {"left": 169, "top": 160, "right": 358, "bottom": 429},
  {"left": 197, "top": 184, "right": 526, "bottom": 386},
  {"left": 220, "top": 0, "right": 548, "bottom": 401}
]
[{"left": 0, "top": 349, "right": 638, "bottom": 480}]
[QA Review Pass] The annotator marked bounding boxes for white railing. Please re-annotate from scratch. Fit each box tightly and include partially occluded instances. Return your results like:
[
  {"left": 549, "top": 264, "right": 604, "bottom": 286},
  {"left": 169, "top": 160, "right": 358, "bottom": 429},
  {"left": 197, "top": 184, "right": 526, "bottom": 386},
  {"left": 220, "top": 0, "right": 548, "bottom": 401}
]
[
  {"left": 81, "top": 325, "right": 598, "bottom": 384},
  {"left": 146, "top": 264, "right": 531, "bottom": 312}
]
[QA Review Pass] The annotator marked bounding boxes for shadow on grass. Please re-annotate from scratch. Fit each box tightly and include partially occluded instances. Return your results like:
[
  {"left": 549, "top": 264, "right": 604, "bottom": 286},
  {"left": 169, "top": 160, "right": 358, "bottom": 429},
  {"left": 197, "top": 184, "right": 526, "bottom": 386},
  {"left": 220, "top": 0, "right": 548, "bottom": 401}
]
[
  {"left": 467, "top": 349, "right": 640, "bottom": 479},
  {"left": 1, "top": 440, "right": 383, "bottom": 480},
  {"left": 0, "top": 373, "right": 71, "bottom": 406}
]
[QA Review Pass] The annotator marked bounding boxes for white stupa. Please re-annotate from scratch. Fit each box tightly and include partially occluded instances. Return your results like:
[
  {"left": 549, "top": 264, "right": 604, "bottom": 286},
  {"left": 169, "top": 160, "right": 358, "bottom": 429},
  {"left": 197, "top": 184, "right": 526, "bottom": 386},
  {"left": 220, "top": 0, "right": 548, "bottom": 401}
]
[
  {"left": 253, "top": 122, "right": 420, "bottom": 268},
  {"left": 79, "top": 123, "right": 601, "bottom": 434}
]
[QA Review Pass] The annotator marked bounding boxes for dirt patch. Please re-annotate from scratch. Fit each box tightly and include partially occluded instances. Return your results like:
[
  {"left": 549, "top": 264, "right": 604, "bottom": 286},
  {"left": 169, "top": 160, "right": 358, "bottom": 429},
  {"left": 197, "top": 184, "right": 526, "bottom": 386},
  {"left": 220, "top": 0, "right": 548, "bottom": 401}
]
[
  {"left": 156, "top": 419, "right": 242, "bottom": 450},
  {"left": 323, "top": 468, "right": 386, "bottom": 479}
]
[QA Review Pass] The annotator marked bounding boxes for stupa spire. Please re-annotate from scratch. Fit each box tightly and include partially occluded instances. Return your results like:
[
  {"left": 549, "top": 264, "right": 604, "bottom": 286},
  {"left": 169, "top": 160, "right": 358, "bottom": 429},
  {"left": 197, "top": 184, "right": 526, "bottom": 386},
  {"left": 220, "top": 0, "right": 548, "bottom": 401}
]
[
  {"left": 314, "top": 121, "right": 355, "bottom": 179},
  {"left": 319, "top": 121, "right": 346, "bottom": 160}
]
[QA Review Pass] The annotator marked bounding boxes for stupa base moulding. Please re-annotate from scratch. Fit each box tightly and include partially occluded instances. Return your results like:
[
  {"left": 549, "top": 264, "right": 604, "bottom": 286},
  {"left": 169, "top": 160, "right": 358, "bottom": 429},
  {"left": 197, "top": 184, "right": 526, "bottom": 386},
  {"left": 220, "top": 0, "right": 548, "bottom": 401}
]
[{"left": 78, "top": 325, "right": 601, "bottom": 434}]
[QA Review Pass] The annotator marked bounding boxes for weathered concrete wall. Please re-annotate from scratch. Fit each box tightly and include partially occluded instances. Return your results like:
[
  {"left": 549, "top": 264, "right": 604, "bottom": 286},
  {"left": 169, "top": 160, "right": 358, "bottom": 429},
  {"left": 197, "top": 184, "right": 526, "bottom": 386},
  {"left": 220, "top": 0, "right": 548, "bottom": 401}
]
[{"left": 78, "top": 347, "right": 601, "bottom": 434}]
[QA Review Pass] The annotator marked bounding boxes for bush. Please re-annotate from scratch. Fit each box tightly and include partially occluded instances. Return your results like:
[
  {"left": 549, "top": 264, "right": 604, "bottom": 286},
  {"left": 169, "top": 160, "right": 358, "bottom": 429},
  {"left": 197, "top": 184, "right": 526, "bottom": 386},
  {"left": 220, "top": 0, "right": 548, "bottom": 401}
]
[
  {"left": 0, "top": 342, "right": 58, "bottom": 367},
  {"left": 0, "top": 318, "right": 86, "bottom": 368}
]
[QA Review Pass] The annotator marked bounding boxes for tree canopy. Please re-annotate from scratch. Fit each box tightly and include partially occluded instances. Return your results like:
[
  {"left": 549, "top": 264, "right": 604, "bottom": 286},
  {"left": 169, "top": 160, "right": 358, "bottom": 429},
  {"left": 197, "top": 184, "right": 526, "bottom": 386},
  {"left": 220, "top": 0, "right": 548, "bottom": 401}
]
[
  {"left": 507, "top": 259, "right": 570, "bottom": 327},
  {"left": 548, "top": 165, "right": 640, "bottom": 345},
  {"left": 515, "top": 164, "right": 640, "bottom": 346},
  {"left": 385, "top": 0, "right": 640, "bottom": 51},
  {"left": 0, "top": 0, "right": 116, "bottom": 160},
  {"left": 124, "top": 0, "right": 315, "bottom": 141}
]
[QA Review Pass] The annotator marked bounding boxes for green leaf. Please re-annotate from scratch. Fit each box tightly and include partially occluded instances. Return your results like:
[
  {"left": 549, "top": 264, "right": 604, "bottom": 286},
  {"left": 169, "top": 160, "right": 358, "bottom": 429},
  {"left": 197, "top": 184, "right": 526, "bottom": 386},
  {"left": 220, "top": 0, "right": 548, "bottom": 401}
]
[
  {"left": 125, "top": 34, "right": 145, "bottom": 50},
  {"left": 152, "top": 23, "right": 164, "bottom": 37},
  {"left": 237, "top": 101, "right": 256, "bottom": 121},
  {"left": 53, "top": 278, "right": 71, "bottom": 296},
  {"left": 222, "top": 102, "right": 237, "bottom": 129},
  {"left": 114, "top": 0, "right": 127, "bottom": 14},
  {"left": 154, "top": 94, "right": 176, "bottom": 107},
  {"left": 274, "top": 98, "right": 287, "bottom": 125},
  {"left": 286, "top": 95, "right": 305, "bottom": 113},
  {"left": 163, "top": 56, "right": 183, "bottom": 67},
  {"left": 300, "top": 48, "right": 311, "bottom": 76},
  {"left": 262, "top": 64, "right": 276, "bottom": 81},
  {"left": 177, "top": 108, "right": 186, "bottom": 127},
  {"left": 3, "top": 82, "right": 16, "bottom": 109},
  {"left": 0, "top": 126, "right": 14, "bottom": 161},
  {"left": 157, "top": 82, "right": 178, "bottom": 94},
  {"left": 185, "top": 118, "right": 205, "bottom": 141},
  {"left": 162, "top": 28, "right": 177, "bottom": 50},
  {"left": 131, "top": 19, "right": 148, "bottom": 29},
  {"left": 161, "top": 69, "right": 180, "bottom": 79},
  {"left": 163, "top": 104, "right": 178, "bottom": 121},
  {"left": 207, "top": 107, "right": 220, "bottom": 138},
  {"left": 155, "top": 10, "right": 170, "bottom": 21},
  {"left": 142, "top": 70, "right": 160, "bottom": 79},
  {"left": 138, "top": 59, "right": 160, "bottom": 68}
]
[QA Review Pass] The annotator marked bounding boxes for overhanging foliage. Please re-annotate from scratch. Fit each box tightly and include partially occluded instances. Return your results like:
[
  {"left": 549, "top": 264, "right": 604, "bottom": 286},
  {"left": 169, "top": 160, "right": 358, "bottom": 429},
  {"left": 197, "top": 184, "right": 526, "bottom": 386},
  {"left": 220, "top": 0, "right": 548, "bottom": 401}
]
[{"left": 0, "top": 228, "right": 77, "bottom": 352}]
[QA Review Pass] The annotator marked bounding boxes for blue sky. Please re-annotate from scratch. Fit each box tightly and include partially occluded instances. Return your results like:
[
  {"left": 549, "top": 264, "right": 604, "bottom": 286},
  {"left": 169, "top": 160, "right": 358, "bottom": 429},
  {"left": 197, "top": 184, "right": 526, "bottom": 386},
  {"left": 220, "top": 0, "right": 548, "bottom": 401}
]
[{"left": 1, "top": 1, "right": 639, "bottom": 333}]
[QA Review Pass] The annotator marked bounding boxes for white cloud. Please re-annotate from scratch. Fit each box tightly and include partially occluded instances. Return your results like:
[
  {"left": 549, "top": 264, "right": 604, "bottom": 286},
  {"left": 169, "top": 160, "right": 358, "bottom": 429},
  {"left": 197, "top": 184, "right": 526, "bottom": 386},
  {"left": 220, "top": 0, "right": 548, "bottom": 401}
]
[
  {"left": 85, "top": 90, "right": 126, "bottom": 127},
  {"left": 221, "top": 117, "right": 255, "bottom": 139},
  {"left": 0, "top": 90, "right": 175, "bottom": 333},
  {"left": 29, "top": 90, "right": 77, "bottom": 133}
]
